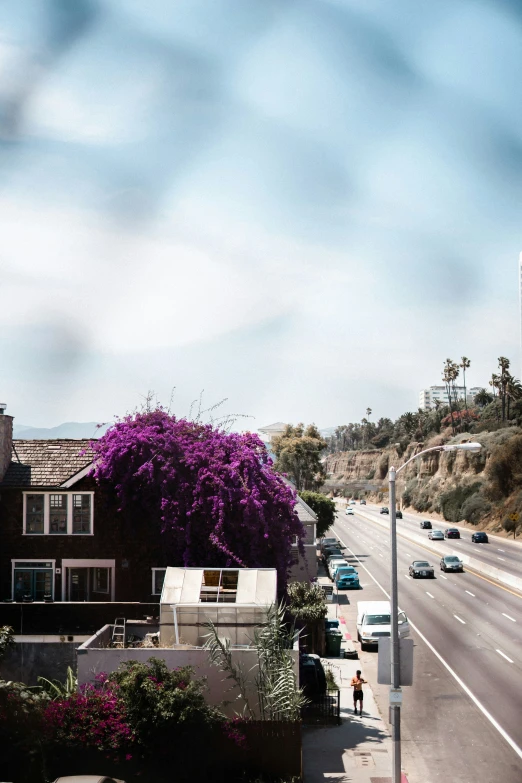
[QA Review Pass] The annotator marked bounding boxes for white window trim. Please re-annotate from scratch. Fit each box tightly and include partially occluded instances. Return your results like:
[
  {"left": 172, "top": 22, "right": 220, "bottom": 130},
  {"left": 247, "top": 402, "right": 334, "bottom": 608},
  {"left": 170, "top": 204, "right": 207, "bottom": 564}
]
[
  {"left": 23, "top": 492, "right": 94, "bottom": 536},
  {"left": 152, "top": 567, "right": 167, "bottom": 595},
  {"left": 12, "top": 559, "right": 56, "bottom": 601},
  {"left": 93, "top": 567, "right": 110, "bottom": 594},
  {"left": 61, "top": 559, "right": 115, "bottom": 601}
]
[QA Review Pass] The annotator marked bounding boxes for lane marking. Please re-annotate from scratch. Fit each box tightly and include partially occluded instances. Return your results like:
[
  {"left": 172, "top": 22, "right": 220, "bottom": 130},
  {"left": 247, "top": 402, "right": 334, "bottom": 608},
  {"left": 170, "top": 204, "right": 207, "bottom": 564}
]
[
  {"left": 379, "top": 553, "right": 384, "bottom": 558},
  {"left": 404, "top": 575, "right": 411, "bottom": 580},
  {"left": 496, "top": 649, "right": 514, "bottom": 664},
  {"left": 332, "top": 528, "right": 522, "bottom": 761},
  {"left": 439, "top": 575, "right": 448, "bottom": 580},
  {"left": 465, "top": 591, "right": 475, "bottom": 597},
  {"left": 502, "top": 613, "right": 516, "bottom": 623},
  {"left": 426, "top": 592, "right": 434, "bottom": 599},
  {"left": 498, "top": 549, "right": 505, "bottom": 552},
  {"left": 498, "top": 557, "right": 506, "bottom": 561},
  {"left": 454, "top": 615, "right": 466, "bottom": 624}
]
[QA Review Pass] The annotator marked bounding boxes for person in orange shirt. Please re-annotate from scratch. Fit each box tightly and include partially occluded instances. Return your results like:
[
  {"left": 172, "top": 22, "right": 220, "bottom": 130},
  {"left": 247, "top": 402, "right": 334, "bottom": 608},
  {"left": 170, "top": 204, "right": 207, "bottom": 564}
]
[{"left": 350, "top": 669, "right": 366, "bottom": 715}]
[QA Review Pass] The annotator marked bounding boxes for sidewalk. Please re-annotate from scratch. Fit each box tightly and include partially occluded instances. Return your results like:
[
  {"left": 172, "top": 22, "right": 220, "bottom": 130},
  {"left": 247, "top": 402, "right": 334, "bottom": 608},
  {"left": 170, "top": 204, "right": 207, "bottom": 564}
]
[{"left": 302, "top": 602, "right": 408, "bottom": 783}]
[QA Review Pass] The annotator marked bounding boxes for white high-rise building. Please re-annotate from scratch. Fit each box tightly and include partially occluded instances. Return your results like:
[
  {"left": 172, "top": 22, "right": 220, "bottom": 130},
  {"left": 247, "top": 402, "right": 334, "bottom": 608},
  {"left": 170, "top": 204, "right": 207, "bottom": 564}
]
[{"left": 419, "top": 386, "right": 482, "bottom": 411}]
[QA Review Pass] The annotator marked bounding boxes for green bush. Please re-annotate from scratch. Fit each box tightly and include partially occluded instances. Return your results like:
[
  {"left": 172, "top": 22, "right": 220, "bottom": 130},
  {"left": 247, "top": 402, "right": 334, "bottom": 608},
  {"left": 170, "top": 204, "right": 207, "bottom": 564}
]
[
  {"left": 299, "top": 491, "right": 336, "bottom": 538},
  {"left": 486, "top": 435, "right": 522, "bottom": 499},
  {"left": 440, "top": 483, "right": 481, "bottom": 523},
  {"left": 460, "top": 492, "right": 490, "bottom": 525},
  {"left": 377, "top": 453, "right": 389, "bottom": 480}
]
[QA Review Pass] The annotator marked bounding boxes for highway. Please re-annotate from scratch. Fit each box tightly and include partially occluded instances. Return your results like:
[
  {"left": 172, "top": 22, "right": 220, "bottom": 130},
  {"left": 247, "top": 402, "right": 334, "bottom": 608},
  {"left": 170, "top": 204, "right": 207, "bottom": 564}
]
[
  {"left": 331, "top": 507, "right": 522, "bottom": 783},
  {"left": 361, "top": 501, "right": 522, "bottom": 578}
]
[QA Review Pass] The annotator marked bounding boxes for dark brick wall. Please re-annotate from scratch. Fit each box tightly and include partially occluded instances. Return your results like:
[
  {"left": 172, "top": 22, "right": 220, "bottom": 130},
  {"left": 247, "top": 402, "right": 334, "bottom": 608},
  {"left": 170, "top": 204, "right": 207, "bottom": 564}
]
[{"left": 0, "top": 477, "right": 175, "bottom": 602}]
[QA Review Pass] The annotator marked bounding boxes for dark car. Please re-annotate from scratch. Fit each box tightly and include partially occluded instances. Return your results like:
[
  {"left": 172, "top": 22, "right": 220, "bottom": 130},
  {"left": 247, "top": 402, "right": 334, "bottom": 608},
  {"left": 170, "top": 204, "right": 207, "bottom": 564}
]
[
  {"left": 380, "top": 507, "right": 389, "bottom": 514},
  {"left": 408, "top": 560, "right": 435, "bottom": 578},
  {"left": 396, "top": 510, "right": 403, "bottom": 519},
  {"left": 360, "top": 499, "right": 366, "bottom": 505},
  {"left": 299, "top": 653, "right": 327, "bottom": 700},
  {"left": 440, "top": 555, "right": 464, "bottom": 572},
  {"left": 420, "top": 520, "right": 432, "bottom": 529},
  {"left": 471, "top": 531, "right": 489, "bottom": 543},
  {"left": 444, "top": 528, "right": 460, "bottom": 539}
]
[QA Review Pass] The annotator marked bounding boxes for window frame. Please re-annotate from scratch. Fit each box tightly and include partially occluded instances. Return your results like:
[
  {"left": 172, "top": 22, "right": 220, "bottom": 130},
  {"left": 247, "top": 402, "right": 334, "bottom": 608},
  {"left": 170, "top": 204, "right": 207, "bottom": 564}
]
[
  {"left": 93, "top": 567, "right": 110, "bottom": 594},
  {"left": 11, "top": 559, "right": 56, "bottom": 601},
  {"left": 23, "top": 492, "right": 94, "bottom": 536},
  {"left": 152, "top": 567, "right": 167, "bottom": 596}
]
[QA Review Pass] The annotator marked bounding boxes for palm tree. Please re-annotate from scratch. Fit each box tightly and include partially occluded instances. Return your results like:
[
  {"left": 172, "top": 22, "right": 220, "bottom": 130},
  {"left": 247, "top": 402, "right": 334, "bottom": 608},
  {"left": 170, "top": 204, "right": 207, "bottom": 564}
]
[
  {"left": 489, "top": 374, "right": 501, "bottom": 424},
  {"left": 498, "top": 357, "right": 511, "bottom": 421},
  {"left": 506, "top": 375, "right": 522, "bottom": 420},
  {"left": 442, "top": 359, "right": 459, "bottom": 434},
  {"left": 474, "top": 388, "right": 493, "bottom": 407},
  {"left": 460, "top": 357, "right": 471, "bottom": 427},
  {"left": 366, "top": 408, "right": 372, "bottom": 420}
]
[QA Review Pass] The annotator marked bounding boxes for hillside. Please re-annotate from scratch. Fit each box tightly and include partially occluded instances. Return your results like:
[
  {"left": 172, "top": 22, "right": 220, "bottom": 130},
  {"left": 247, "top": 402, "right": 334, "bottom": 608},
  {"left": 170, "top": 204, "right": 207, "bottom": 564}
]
[{"left": 324, "top": 429, "right": 522, "bottom": 539}]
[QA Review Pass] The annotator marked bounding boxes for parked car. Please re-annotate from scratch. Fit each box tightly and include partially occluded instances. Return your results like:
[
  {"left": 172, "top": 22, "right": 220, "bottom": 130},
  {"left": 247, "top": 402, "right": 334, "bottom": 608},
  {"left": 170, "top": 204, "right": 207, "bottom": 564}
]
[
  {"left": 380, "top": 507, "right": 389, "bottom": 515},
  {"left": 420, "top": 520, "right": 432, "bottom": 529},
  {"left": 444, "top": 528, "right": 460, "bottom": 539},
  {"left": 320, "top": 537, "right": 338, "bottom": 554},
  {"left": 356, "top": 600, "right": 409, "bottom": 651},
  {"left": 471, "top": 531, "right": 489, "bottom": 543},
  {"left": 335, "top": 566, "right": 360, "bottom": 589},
  {"left": 346, "top": 507, "right": 354, "bottom": 515},
  {"left": 408, "top": 560, "right": 435, "bottom": 578},
  {"left": 360, "top": 499, "right": 366, "bottom": 505},
  {"left": 329, "top": 559, "right": 349, "bottom": 580},
  {"left": 323, "top": 543, "right": 342, "bottom": 560},
  {"left": 440, "top": 555, "right": 464, "bottom": 572},
  {"left": 428, "top": 530, "right": 444, "bottom": 540},
  {"left": 299, "top": 653, "right": 327, "bottom": 700},
  {"left": 396, "top": 510, "right": 403, "bottom": 519}
]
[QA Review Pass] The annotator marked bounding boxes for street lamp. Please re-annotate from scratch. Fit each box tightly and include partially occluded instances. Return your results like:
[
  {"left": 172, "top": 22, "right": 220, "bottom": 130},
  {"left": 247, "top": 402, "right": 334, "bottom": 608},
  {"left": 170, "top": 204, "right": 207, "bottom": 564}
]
[{"left": 388, "top": 441, "right": 482, "bottom": 783}]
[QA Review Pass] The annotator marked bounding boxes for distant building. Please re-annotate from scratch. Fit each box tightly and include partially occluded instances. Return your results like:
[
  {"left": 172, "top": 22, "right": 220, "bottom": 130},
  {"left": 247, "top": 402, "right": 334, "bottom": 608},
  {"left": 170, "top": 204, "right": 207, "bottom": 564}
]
[
  {"left": 258, "top": 422, "right": 287, "bottom": 445},
  {"left": 419, "top": 385, "right": 482, "bottom": 411}
]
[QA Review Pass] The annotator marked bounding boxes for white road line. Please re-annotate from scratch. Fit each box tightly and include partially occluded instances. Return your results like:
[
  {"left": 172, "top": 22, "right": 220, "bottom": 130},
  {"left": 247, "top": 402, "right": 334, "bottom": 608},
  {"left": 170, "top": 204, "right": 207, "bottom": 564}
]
[
  {"left": 502, "top": 613, "right": 516, "bottom": 623},
  {"left": 454, "top": 615, "right": 466, "bottom": 624},
  {"left": 496, "top": 649, "right": 514, "bottom": 664},
  {"left": 426, "top": 592, "right": 434, "bottom": 598},
  {"left": 439, "top": 575, "right": 448, "bottom": 580},
  {"left": 404, "top": 575, "right": 411, "bottom": 579},
  {"left": 465, "top": 591, "right": 475, "bottom": 597},
  {"left": 498, "top": 549, "right": 505, "bottom": 552},
  {"left": 498, "top": 557, "right": 506, "bottom": 561},
  {"left": 379, "top": 553, "right": 384, "bottom": 557},
  {"left": 332, "top": 529, "right": 522, "bottom": 760}
]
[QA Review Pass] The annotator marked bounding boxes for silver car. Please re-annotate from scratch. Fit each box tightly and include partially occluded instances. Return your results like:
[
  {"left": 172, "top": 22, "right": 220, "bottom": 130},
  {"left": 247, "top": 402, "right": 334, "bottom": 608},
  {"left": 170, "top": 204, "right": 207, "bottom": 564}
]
[
  {"left": 428, "top": 530, "right": 444, "bottom": 540},
  {"left": 440, "top": 555, "right": 464, "bottom": 572}
]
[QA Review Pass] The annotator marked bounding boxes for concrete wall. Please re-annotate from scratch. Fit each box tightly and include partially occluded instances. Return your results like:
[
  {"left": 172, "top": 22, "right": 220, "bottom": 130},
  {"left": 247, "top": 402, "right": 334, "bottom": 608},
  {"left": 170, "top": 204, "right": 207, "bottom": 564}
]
[
  {"left": 0, "top": 640, "right": 81, "bottom": 685},
  {"left": 77, "top": 629, "right": 299, "bottom": 719}
]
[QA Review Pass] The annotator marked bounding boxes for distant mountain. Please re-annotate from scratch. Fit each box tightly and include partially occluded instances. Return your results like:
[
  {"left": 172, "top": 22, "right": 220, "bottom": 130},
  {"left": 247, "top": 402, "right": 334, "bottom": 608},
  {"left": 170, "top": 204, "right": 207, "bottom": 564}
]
[{"left": 13, "top": 422, "right": 111, "bottom": 440}]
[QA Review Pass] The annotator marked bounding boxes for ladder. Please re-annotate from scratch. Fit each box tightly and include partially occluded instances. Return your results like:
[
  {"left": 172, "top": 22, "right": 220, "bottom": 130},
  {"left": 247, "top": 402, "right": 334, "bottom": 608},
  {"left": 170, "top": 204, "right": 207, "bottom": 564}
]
[{"left": 112, "top": 617, "right": 126, "bottom": 648}]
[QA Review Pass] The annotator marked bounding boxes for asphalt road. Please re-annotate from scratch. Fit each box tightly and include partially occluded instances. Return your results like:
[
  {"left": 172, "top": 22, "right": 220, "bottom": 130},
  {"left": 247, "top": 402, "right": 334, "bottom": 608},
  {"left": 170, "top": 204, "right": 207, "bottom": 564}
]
[
  {"left": 362, "top": 502, "right": 522, "bottom": 577},
  {"left": 331, "top": 508, "right": 522, "bottom": 783}
]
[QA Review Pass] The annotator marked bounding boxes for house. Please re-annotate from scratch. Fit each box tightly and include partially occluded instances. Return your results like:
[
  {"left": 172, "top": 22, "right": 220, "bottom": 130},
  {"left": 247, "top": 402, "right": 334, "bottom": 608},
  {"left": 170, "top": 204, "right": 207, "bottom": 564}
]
[
  {"left": 258, "top": 422, "right": 287, "bottom": 446},
  {"left": 0, "top": 408, "right": 170, "bottom": 607},
  {"left": 290, "top": 494, "right": 318, "bottom": 583}
]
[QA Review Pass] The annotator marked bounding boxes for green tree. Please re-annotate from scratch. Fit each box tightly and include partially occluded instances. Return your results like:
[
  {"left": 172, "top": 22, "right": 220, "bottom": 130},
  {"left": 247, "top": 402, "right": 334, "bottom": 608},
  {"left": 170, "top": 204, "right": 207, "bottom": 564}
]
[
  {"left": 442, "top": 359, "right": 460, "bottom": 434},
  {"left": 299, "top": 490, "right": 336, "bottom": 537},
  {"left": 460, "top": 356, "right": 471, "bottom": 427},
  {"left": 498, "top": 357, "right": 511, "bottom": 421},
  {"left": 272, "top": 423, "right": 327, "bottom": 491},
  {"left": 474, "top": 388, "right": 493, "bottom": 407}
]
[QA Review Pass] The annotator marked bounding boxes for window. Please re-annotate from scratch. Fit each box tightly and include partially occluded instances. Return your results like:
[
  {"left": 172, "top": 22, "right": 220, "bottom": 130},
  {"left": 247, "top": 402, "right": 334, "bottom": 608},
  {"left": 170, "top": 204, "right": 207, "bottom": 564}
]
[
  {"left": 12, "top": 561, "right": 55, "bottom": 600},
  {"left": 73, "top": 494, "right": 91, "bottom": 534},
  {"left": 26, "top": 495, "right": 45, "bottom": 534},
  {"left": 93, "top": 567, "right": 110, "bottom": 594},
  {"left": 49, "top": 494, "right": 67, "bottom": 533},
  {"left": 24, "top": 493, "right": 93, "bottom": 535},
  {"left": 152, "top": 568, "right": 167, "bottom": 595},
  {"left": 200, "top": 569, "right": 238, "bottom": 603}
]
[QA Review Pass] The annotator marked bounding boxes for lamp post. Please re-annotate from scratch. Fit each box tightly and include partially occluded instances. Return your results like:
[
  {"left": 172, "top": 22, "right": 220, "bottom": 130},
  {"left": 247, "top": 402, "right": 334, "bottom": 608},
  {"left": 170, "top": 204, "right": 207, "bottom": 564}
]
[{"left": 388, "top": 441, "right": 482, "bottom": 783}]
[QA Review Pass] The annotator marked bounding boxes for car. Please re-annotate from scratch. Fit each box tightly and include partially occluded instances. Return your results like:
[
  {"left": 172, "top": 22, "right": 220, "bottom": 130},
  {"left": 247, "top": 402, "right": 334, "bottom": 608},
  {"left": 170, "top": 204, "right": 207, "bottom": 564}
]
[
  {"left": 408, "top": 560, "right": 435, "bottom": 578},
  {"left": 428, "top": 530, "right": 444, "bottom": 540},
  {"left": 335, "top": 566, "right": 360, "bottom": 589},
  {"left": 420, "top": 520, "right": 432, "bottom": 529},
  {"left": 320, "top": 537, "right": 337, "bottom": 554},
  {"left": 356, "top": 600, "right": 410, "bottom": 650},
  {"left": 380, "top": 507, "right": 389, "bottom": 514},
  {"left": 350, "top": 499, "right": 357, "bottom": 504},
  {"left": 329, "top": 559, "right": 349, "bottom": 580},
  {"left": 323, "top": 543, "right": 342, "bottom": 558},
  {"left": 299, "top": 653, "right": 327, "bottom": 700},
  {"left": 440, "top": 555, "right": 464, "bottom": 572},
  {"left": 444, "top": 527, "right": 460, "bottom": 539},
  {"left": 360, "top": 499, "right": 366, "bottom": 505},
  {"left": 396, "top": 510, "right": 403, "bottom": 519},
  {"left": 346, "top": 507, "right": 354, "bottom": 515},
  {"left": 324, "top": 551, "right": 343, "bottom": 566},
  {"left": 471, "top": 531, "right": 489, "bottom": 543}
]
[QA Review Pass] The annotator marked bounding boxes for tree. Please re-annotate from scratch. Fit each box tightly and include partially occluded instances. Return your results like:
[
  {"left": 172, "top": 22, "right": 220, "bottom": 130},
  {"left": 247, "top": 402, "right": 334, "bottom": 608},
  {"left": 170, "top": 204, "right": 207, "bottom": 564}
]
[
  {"left": 474, "top": 388, "right": 493, "bottom": 407},
  {"left": 299, "top": 490, "right": 336, "bottom": 538},
  {"left": 506, "top": 374, "right": 522, "bottom": 420},
  {"left": 460, "top": 356, "right": 471, "bottom": 427},
  {"left": 442, "top": 359, "right": 460, "bottom": 434},
  {"left": 91, "top": 409, "right": 304, "bottom": 590},
  {"left": 498, "top": 357, "right": 511, "bottom": 421},
  {"left": 272, "top": 423, "right": 327, "bottom": 492}
]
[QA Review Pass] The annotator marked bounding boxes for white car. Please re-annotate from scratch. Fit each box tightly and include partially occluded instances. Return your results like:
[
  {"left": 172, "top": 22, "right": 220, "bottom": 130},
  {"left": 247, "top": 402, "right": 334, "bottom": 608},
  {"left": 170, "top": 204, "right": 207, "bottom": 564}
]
[
  {"left": 346, "top": 507, "right": 354, "bottom": 515},
  {"left": 329, "top": 559, "right": 349, "bottom": 580},
  {"left": 356, "top": 600, "right": 410, "bottom": 651}
]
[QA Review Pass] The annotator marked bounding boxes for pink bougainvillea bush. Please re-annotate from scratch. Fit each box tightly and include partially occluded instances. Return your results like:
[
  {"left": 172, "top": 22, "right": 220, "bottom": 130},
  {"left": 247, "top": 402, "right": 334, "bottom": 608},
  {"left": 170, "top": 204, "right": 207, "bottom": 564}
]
[{"left": 90, "top": 410, "right": 304, "bottom": 588}]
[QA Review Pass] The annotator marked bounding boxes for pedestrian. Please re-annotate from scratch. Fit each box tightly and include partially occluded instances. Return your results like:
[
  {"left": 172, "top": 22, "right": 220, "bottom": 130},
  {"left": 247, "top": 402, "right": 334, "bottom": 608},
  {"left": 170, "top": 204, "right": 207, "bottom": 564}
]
[{"left": 350, "top": 669, "right": 366, "bottom": 715}]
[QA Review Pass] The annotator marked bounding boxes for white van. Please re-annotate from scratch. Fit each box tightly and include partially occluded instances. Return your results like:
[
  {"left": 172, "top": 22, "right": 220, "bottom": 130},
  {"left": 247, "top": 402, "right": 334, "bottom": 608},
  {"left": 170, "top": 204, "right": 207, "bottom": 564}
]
[{"left": 356, "top": 601, "right": 410, "bottom": 651}]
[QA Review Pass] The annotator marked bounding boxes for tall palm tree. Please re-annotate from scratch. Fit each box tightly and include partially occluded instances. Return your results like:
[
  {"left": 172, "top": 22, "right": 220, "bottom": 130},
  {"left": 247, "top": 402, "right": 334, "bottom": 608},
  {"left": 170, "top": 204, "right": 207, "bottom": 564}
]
[
  {"left": 366, "top": 408, "right": 372, "bottom": 420},
  {"left": 489, "top": 373, "right": 501, "bottom": 423},
  {"left": 442, "top": 359, "right": 459, "bottom": 434},
  {"left": 497, "top": 357, "right": 511, "bottom": 421},
  {"left": 460, "top": 356, "right": 471, "bottom": 427},
  {"left": 474, "top": 388, "right": 493, "bottom": 407},
  {"left": 506, "top": 375, "right": 522, "bottom": 420}
]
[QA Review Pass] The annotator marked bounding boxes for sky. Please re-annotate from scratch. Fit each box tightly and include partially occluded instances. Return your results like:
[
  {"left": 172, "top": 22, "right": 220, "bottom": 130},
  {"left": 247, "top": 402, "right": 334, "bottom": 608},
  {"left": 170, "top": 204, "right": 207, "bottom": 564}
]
[{"left": 1, "top": 0, "right": 522, "bottom": 432}]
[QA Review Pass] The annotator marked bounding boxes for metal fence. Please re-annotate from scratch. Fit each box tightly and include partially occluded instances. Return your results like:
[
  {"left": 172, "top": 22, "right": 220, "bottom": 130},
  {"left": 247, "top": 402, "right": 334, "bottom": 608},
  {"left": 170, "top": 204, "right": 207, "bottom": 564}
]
[{"left": 301, "top": 688, "right": 341, "bottom": 726}]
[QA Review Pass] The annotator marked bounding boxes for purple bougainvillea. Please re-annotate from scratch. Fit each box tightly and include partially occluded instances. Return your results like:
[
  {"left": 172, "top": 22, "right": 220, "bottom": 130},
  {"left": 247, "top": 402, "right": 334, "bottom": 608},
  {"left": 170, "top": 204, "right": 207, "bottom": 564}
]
[{"left": 90, "top": 410, "right": 304, "bottom": 588}]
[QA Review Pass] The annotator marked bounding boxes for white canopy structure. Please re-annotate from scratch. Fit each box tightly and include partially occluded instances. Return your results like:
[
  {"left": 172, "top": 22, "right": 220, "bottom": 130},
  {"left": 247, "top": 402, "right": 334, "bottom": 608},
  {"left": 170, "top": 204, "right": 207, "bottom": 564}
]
[{"left": 159, "top": 567, "right": 277, "bottom": 647}]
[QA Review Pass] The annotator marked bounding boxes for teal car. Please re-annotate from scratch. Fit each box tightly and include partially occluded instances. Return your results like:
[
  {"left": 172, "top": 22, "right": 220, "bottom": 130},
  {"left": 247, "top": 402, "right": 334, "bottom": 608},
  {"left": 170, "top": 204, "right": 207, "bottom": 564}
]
[{"left": 335, "top": 566, "right": 360, "bottom": 589}]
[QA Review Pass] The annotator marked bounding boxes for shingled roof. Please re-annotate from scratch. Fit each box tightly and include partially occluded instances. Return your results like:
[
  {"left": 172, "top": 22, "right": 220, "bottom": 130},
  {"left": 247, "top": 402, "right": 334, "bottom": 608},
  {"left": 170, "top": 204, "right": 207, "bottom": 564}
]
[{"left": 1, "top": 439, "right": 95, "bottom": 488}]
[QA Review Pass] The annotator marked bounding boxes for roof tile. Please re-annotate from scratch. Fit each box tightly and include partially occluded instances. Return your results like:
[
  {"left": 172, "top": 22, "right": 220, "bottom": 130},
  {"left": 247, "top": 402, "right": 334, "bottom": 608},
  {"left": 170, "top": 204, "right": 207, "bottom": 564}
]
[{"left": 2, "top": 439, "right": 95, "bottom": 487}]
